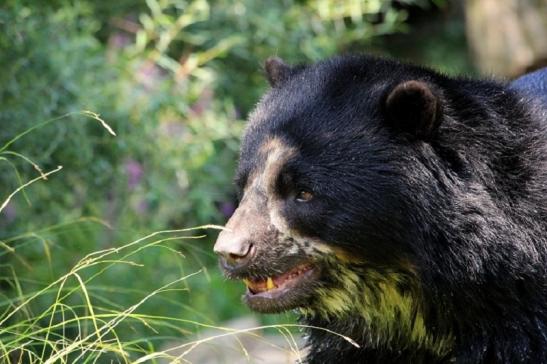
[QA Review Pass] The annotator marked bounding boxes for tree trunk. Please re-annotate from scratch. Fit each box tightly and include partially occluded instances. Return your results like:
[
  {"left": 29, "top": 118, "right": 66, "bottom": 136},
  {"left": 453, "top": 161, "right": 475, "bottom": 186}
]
[{"left": 465, "top": 0, "right": 547, "bottom": 77}]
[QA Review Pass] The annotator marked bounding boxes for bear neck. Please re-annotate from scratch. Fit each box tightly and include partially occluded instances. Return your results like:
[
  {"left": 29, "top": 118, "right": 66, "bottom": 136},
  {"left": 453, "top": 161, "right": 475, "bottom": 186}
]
[{"left": 297, "top": 264, "right": 454, "bottom": 363}]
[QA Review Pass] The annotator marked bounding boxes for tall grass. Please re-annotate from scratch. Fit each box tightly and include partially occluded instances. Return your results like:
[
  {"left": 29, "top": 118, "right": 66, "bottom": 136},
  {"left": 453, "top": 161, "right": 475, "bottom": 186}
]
[
  {"left": 2, "top": 224, "right": 355, "bottom": 363},
  {"left": 0, "top": 115, "right": 357, "bottom": 363},
  {"left": 1, "top": 226, "right": 207, "bottom": 362}
]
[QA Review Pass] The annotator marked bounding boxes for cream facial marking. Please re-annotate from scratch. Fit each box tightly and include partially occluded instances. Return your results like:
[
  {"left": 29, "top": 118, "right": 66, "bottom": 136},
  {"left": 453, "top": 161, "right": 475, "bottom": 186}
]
[
  {"left": 215, "top": 137, "right": 297, "bottom": 270},
  {"left": 239, "top": 137, "right": 297, "bottom": 233}
]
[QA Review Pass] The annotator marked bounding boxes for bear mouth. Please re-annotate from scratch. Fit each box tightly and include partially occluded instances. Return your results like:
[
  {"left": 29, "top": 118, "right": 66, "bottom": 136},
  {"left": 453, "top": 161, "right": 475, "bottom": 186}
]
[{"left": 241, "top": 261, "right": 320, "bottom": 313}]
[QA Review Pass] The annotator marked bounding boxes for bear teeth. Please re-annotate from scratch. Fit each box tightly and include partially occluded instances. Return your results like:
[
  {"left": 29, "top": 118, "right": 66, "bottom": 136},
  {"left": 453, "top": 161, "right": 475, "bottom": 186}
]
[
  {"left": 243, "top": 277, "right": 276, "bottom": 293},
  {"left": 242, "top": 263, "right": 313, "bottom": 293}
]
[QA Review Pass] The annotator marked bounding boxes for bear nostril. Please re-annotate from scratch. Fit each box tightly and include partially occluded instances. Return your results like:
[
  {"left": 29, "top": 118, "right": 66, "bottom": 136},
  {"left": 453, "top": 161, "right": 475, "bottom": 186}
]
[
  {"left": 229, "top": 252, "right": 244, "bottom": 260},
  {"left": 225, "top": 243, "right": 254, "bottom": 267}
]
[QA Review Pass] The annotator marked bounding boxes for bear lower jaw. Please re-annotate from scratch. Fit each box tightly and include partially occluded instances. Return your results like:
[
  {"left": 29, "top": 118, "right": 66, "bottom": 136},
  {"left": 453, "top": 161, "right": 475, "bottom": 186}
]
[{"left": 242, "top": 263, "right": 321, "bottom": 313}]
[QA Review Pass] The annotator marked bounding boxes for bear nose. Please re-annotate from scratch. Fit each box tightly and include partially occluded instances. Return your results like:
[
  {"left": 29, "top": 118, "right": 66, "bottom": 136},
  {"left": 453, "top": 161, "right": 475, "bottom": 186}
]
[{"left": 214, "top": 230, "right": 255, "bottom": 268}]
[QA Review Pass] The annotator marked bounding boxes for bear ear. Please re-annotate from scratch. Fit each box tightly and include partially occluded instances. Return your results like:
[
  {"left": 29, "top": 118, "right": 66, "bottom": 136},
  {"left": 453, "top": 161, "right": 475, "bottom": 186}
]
[
  {"left": 384, "top": 80, "right": 442, "bottom": 139},
  {"left": 264, "top": 57, "right": 292, "bottom": 87}
]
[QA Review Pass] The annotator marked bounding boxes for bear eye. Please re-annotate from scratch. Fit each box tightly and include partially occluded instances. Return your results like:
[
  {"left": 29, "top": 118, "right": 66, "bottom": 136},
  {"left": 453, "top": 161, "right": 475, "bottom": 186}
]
[{"left": 295, "top": 190, "right": 313, "bottom": 203}]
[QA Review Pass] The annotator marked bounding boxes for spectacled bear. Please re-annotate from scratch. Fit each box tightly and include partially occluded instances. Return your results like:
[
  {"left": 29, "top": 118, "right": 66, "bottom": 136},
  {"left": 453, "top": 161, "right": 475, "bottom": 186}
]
[{"left": 214, "top": 55, "right": 547, "bottom": 363}]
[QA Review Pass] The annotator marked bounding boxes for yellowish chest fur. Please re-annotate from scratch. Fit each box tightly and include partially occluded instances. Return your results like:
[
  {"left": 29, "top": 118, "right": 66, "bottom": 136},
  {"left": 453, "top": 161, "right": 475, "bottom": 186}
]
[{"left": 302, "top": 264, "right": 454, "bottom": 356}]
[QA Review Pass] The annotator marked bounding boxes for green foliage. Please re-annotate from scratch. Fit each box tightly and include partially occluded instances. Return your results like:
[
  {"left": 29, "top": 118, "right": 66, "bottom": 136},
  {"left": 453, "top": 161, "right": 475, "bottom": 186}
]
[
  {"left": 0, "top": 0, "right": 424, "bottom": 235},
  {"left": 200, "top": 0, "right": 413, "bottom": 111}
]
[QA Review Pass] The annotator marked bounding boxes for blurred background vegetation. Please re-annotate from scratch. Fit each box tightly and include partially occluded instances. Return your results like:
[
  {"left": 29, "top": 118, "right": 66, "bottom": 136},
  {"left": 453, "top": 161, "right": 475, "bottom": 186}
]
[{"left": 0, "top": 0, "right": 545, "bottom": 362}]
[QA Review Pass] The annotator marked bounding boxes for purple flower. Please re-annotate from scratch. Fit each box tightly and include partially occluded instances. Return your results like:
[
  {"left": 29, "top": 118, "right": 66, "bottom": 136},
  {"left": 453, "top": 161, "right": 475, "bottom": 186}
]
[
  {"left": 219, "top": 201, "right": 236, "bottom": 219},
  {"left": 125, "top": 159, "right": 144, "bottom": 189}
]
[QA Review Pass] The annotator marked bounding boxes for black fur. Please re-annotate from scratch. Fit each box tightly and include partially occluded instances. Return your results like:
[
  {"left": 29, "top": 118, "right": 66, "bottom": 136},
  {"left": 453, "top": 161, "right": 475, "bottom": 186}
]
[{"left": 235, "top": 55, "right": 547, "bottom": 363}]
